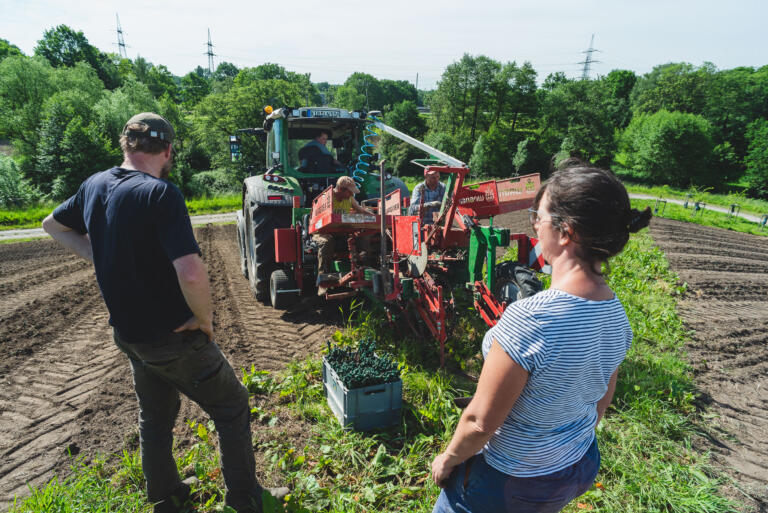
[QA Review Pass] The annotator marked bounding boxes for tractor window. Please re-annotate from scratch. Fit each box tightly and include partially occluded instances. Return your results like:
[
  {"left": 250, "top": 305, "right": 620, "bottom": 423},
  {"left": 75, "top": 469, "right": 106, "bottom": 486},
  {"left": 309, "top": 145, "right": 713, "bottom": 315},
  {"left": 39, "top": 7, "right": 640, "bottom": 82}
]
[
  {"left": 267, "top": 129, "right": 277, "bottom": 165},
  {"left": 288, "top": 138, "right": 335, "bottom": 170}
]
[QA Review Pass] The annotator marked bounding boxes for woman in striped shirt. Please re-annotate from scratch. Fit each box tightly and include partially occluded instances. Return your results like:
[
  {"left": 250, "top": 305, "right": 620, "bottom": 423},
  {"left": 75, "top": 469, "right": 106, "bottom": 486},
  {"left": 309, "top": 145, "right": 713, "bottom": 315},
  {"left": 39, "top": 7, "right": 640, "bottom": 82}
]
[{"left": 431, "top": 164, "right": 652, "bottom": 513}]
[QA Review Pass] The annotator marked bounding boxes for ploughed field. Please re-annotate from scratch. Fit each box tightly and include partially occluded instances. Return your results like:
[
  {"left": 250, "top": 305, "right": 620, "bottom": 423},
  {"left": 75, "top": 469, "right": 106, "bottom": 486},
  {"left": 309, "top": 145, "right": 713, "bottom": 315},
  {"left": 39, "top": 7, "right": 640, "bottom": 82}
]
[
  {"left": 0, "top": 215, "right": 766, "bottom": 509},
  {"left": 0, "top": 224, "right": 338, "bottom": 509},
  {"left": 649, "top": 217, "right": 768, "bottom": 509}
]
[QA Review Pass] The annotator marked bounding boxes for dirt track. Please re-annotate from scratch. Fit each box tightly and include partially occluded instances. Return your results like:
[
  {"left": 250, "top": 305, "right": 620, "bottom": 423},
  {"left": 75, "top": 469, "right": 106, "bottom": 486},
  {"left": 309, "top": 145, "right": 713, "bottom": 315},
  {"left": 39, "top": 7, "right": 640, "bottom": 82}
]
[
  {"left": 0, "top": 224, "right": 339, "bottom": 509},
  {"left": 0, "top": 216, "right": 766, "bottom": 510}
]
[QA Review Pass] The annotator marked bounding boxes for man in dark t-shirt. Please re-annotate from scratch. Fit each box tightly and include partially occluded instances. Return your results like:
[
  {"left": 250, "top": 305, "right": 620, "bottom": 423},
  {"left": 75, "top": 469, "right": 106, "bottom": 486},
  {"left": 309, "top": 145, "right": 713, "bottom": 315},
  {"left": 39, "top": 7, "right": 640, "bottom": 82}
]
[{"left": 43, "top": 113, "right": 279, "bottom": 513}]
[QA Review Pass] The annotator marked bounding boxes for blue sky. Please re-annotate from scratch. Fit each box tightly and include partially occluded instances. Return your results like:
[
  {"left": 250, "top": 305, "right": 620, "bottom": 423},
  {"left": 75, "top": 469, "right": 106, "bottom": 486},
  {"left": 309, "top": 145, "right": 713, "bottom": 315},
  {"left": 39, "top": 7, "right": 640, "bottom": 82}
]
[{"left": 2, "top": 0, "right": 766, "bottom": 89}]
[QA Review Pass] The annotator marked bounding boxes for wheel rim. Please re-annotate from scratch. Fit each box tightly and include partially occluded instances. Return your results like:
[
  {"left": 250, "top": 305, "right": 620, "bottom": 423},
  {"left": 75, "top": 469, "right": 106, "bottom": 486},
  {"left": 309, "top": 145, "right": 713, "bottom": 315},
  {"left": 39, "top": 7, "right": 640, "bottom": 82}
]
[
  {"left": 270, "top": 274, "right": 277, "bottom": 306},
  {"left": 498, "top": 282, "right": 522, "bottom": 304}
]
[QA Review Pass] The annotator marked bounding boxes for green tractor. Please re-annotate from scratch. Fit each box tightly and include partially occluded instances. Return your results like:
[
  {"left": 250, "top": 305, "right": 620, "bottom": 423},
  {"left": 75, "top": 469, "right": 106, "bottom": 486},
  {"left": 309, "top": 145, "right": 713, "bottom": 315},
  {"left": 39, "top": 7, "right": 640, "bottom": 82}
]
[{"left": 232, "top": 106, "right": 409, "bottom": 302}]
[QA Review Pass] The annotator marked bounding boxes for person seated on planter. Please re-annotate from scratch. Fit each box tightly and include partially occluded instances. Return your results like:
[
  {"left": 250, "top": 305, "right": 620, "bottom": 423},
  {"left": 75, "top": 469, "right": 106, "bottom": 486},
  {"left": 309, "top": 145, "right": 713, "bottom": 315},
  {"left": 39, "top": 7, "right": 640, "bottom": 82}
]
[
  {"left": 313, "top": 176, "right": 374, "bottom": 295},
  {"left": 430, "top": 163, "right": 652, "bottom": 513},
  {"left": 409, "top": 168, "right": 446, "bottom": 225},
  {"left": 299, "top": 129, "right": 340, "bottom": 173}
]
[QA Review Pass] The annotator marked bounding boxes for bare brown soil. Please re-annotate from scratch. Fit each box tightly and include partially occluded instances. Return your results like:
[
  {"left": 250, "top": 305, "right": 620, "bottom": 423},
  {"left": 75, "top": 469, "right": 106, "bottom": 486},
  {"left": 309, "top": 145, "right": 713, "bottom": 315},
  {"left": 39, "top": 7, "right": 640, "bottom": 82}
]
[
  {"left": 0, "top": 224, "right": 339, "bottom": 509},
  {"left": 649, "top": 218, "right": 768, "bottom": 512},
  {"left": 0, "top": 213, "right": 766, "bottom": 511}
]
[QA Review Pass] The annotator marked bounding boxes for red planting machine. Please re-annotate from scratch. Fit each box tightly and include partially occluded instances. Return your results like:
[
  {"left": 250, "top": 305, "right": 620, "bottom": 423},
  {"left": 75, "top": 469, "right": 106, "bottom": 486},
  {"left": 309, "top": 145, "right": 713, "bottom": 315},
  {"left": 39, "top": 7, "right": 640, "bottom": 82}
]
[{"left": 236, "top": 108, "right": 547, "bottom": 365}]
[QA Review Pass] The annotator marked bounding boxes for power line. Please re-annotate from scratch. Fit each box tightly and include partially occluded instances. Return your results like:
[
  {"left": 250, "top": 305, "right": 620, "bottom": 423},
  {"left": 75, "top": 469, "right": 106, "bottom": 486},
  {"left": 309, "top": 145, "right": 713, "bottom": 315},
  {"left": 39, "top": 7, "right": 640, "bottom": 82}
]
[
  {"left": 205, "top": 28, "right": 215, "bottom": 75},
  {"left": 115, "top": 13, "right": 128, "bottom": 59},
  {"left": 578, "top": 34, "right": 601, "bottom": 80}
]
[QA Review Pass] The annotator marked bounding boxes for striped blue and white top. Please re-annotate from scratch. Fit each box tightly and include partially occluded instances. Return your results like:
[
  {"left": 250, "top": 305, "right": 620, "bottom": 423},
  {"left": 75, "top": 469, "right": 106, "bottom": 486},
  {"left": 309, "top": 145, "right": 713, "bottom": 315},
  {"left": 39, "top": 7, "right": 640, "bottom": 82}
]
[{"left": 481, "top": 288, "right": 632, "bottom": 477}]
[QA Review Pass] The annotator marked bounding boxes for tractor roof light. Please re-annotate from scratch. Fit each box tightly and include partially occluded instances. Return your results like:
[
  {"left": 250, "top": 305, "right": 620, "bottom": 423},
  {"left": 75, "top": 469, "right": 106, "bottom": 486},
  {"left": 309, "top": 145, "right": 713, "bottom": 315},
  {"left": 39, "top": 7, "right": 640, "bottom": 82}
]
[{"left": 264, "top": 105, "right": 273, "bottom": 115}]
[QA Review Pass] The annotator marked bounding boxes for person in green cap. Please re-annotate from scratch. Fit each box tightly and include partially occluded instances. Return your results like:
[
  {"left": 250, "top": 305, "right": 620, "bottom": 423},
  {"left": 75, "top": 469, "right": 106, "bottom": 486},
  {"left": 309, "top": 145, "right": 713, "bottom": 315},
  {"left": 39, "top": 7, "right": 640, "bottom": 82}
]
[{"left": 42, "top": 113, "right": 286, "bottom": 513}]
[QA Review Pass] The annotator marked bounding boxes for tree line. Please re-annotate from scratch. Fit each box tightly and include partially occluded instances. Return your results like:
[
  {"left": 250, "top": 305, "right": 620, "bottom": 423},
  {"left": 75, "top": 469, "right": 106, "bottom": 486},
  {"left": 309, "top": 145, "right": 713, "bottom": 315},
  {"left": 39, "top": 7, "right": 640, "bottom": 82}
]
[{"left": 1, "top": 25, "right": 767, "bottom": 209}]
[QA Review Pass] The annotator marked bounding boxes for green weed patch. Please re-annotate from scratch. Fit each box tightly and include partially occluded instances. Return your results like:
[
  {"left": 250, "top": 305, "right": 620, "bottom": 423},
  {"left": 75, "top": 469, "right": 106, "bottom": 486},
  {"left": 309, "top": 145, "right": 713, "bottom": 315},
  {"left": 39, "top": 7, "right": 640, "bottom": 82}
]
[{"left": 9, "top": 456, "right": 148, "bottom": 512}]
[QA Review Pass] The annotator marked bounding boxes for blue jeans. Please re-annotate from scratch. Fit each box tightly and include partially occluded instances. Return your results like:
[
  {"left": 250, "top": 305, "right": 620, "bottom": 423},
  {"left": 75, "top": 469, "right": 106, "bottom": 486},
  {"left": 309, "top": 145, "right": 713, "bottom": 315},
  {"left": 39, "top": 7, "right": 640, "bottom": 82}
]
[
  {"left": 113, "top": 328, "right": 262, "bottom": 511},
  {"left": 433, "top": 437, "right": 600, "bottom": 513}
]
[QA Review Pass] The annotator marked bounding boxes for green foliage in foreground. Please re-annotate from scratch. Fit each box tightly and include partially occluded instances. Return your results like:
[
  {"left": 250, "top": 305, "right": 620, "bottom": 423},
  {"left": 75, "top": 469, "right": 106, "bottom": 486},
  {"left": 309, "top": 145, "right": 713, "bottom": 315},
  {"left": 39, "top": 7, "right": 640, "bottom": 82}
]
[
  {"left": 10, "top": 233, "right": 737, "bottom": 512},
  {"left": 9, "top": 455, "right": 149, "bottom": 512},
  {"left": 632, "top": 198, "right": 768, "bottom": 237}
]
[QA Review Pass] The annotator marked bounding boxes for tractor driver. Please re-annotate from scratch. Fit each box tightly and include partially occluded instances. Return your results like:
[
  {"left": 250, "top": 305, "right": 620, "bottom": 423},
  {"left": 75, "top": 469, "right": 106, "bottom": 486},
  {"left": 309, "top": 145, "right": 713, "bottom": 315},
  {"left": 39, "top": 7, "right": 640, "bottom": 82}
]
[
  {"left": 409, "top": 168, "right": 446, "bottom": 224},
  {"left": 299, "top": 129, "right": 341, "bottom": 173},
  {"left": 313, "top": 176, "right": 374, "bottom": 294}
]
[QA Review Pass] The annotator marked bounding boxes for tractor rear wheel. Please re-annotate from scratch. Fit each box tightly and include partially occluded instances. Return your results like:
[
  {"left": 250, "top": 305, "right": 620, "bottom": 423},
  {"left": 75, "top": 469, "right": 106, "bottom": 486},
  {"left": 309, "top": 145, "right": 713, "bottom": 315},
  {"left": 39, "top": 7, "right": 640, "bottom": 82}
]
[
  {"left": 245, "top": 205, "right": 291, "bottom": 302},
  {"left": 495, "top": 262, "right": 542, "bottom": 303},
  {"left": 270, "top": 269, "right": 299, "bottom": 309}
]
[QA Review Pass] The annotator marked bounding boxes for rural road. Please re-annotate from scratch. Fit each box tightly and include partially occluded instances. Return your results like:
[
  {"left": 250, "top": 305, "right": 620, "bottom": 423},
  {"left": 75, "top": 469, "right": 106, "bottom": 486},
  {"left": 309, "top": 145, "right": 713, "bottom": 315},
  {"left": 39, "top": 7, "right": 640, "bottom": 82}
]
[{"left": 1, "top": 194, "right": 765, "bottom": 242}]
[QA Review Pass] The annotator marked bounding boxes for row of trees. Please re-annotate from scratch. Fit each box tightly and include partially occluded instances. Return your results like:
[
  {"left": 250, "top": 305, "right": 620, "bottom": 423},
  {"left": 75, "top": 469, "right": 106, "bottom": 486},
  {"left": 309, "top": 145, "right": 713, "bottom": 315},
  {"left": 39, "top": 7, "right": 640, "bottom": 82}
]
[
  {"left": 1, "top": 25, "right": 767, "bottom": 209},
  {"left": 411, "top": 57, "right": 768, "bottom": 197}
]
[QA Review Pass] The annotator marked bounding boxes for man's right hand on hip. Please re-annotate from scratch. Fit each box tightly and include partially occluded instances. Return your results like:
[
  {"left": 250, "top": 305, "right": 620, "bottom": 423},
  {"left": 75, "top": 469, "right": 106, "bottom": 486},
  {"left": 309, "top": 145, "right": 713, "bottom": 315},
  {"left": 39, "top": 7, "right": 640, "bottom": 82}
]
[{"left": 174, "top": 316, "right": 214, "bottom": 340}]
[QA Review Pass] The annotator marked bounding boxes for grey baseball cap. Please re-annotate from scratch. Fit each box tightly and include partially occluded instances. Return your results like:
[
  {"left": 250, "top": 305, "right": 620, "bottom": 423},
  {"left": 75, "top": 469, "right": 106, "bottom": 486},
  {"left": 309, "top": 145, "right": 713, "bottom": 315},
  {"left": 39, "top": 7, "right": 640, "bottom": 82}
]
[{"left": 122, "top": 112, "right": 175, "bottom": 143}]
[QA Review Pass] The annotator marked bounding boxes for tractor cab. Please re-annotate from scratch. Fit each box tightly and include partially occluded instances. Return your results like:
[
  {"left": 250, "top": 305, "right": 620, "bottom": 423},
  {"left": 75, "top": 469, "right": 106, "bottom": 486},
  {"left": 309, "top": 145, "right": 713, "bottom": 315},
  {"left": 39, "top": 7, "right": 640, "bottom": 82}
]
[
  {"left": 234, "top": 106, "right": 410, "bottom": 304},
  {"left": 261, "top": 107, "right": 367, "bottom": 204},
  {"left": 285, "top": 116, "right": 361, "bottom": 173}
]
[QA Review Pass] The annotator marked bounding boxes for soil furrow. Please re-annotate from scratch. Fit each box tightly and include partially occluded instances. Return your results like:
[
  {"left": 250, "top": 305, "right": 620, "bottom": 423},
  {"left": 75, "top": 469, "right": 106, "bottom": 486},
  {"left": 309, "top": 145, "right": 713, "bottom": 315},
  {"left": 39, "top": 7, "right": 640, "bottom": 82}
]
[
  {"left": 650, "top": 217, "right": 768, "bottom": 510},
  {"left": 0, "top": 239, "right": 77, "bottom": 278},
  {"left": 0, "top": 267, "right": 97, "bottom": 319},
  {"left": 0, "top": 260, "right": 89, "bottom": 294}
]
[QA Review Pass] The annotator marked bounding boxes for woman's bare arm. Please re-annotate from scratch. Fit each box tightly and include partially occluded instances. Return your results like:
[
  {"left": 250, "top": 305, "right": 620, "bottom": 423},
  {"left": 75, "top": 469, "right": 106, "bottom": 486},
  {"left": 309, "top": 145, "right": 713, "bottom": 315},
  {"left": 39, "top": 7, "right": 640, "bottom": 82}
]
[{"left": 431, "top": 340, "right": 529, "bottom": 485}]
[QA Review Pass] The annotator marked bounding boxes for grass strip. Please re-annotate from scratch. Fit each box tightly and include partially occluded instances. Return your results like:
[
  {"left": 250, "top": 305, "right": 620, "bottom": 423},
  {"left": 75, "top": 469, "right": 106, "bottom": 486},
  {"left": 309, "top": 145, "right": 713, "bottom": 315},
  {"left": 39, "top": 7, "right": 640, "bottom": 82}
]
[
  {"left": 9, "top": 233, "right": 736, "bottom": 513},
  {"left": 185, "top": 194, "right": 240, "bottom": 215},
  {"left": 0, "top": 194, "right": 241, "bottom": 231},
  {"left": 0, "top": 204, "right": 56, "bottom": 230},
  {"left": 632, "top": 198, "right": 767, "bottom": 237},
  {"left": 625, "top": 183, "right": 768, "bottom": 217}
]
